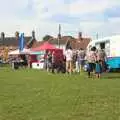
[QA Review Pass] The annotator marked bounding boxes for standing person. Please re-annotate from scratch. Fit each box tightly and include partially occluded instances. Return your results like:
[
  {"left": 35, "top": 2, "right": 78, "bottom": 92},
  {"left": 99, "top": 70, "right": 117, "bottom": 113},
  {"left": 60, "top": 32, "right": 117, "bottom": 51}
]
[
  {"left": 86, "top": 47, "right": 97, "bottom": 78},
  {"left": 78, "top": 48, "right": 86, "bottom": 72},
  {"left": 95, "top": 60, "right": 102, "bottom": 78},
  {"left": 27, "top": 55, "right": 31, "bottom": 68},
  {"left": 97, "top": 49, "right": 107, "bottom": 72},
  {"left": 72, "top": 50, "right": 76, "bottom": 72},
  {"left": 47, "top": 51, "right": 52, "bottom": 72},
  {"left": 75, "top": 50, "right": 80, "bottom": 73},
  {"left": 51, "top": 51, "right": 55, "bottom": 73},
  {"left": 44, "top": 51, "right": 48, "bottom": 70},
  {"left": 65, "top": 47, "right": 73, "bottom": 74}
]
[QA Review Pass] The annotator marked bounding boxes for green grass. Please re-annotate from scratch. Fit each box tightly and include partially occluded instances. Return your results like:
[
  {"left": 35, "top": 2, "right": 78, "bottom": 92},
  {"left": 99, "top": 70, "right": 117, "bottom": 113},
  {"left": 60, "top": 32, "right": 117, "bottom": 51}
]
[{"left": 0, "top": 67, "right": 120, "bottom": 120}]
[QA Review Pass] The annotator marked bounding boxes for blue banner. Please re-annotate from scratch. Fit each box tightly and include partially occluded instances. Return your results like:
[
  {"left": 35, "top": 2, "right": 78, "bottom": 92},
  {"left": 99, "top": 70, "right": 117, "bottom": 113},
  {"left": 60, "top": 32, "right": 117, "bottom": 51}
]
[{"left": 19, "top": 33, "right": 25, "bottom": 51}]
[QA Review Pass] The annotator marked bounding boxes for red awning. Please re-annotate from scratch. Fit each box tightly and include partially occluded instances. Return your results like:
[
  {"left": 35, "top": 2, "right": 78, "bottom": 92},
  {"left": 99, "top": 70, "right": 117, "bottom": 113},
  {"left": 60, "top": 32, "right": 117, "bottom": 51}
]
[{"left": 31, "top": 42, "right": 56, "bottom": 51}]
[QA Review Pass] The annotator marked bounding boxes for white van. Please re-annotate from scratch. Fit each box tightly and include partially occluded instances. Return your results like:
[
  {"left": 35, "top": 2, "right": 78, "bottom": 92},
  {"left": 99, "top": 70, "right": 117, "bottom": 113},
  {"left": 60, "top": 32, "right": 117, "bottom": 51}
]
[{"left": 87, "top": 35, "right": 120, "bottom": 70}]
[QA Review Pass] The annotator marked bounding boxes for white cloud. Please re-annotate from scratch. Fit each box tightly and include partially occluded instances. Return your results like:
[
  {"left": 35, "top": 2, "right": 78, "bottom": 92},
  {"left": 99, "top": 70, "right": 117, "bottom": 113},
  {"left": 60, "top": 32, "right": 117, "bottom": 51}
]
[
  {"left": 69, "top": 0, "right": 120, "bottom": 15},
  {"left": 0, "top": 0, "right": 70, "bottom": 40},
  {"left": 96, "top": 18, "right": 120, "bottom": 37},
  {"left": 0, "top": 0, "right": 29, "bottom": 17},
  {"left": 0, "top": 0, "right": 120, "bottom": 41},
  {"left": 80, "top": 21, "right": 104, "bottom": 31},
  {"left": 77, "top": 18, "right": 120, "bottom": 39},
  {"left": 33, "top": 0, "right": 69, "bottom": 19},
  {"left": 0, "top": 19, "right": 36, "bottom": 37},
  {"left": 108, "top": 17, "right": 120, "bottom": 23}
]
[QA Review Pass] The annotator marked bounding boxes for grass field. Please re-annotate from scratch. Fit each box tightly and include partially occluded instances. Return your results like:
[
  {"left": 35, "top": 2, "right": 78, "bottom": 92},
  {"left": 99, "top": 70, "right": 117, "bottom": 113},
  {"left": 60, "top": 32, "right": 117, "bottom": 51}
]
[{"left": 0, "top": 67, "right": 120, "bottom": 120}]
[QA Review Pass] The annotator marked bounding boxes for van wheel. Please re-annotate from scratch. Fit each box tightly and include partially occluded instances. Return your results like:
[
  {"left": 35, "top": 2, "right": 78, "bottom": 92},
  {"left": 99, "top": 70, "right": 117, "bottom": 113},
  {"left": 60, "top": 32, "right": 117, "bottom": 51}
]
[
  {"left": 108, "top": 68, "right": 117, "bottom": 72},
  {"left": 107, "top": 68, "right": 112, "bottom": 72}
]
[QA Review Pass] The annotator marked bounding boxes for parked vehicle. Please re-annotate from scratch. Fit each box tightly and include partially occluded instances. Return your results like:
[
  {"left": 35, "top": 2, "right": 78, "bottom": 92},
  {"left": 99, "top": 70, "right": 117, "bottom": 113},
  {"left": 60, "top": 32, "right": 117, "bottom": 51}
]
[{"left": 87, "top": 35, "right": 120, "bottom": 71}]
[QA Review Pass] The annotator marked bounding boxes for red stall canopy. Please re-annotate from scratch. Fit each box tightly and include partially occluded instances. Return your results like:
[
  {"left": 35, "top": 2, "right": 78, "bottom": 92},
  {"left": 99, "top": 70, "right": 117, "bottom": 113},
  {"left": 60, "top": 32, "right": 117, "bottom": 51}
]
[{"left": 32, "top": 42, "right": 56, "bottom": 51}]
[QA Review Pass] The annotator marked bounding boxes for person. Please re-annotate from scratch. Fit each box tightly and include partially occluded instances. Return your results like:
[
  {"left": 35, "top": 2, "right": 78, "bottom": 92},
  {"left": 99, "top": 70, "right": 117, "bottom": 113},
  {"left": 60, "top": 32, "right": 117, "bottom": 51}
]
[
  {"left": 65, "top": 47, "right": 73, "bottom": 74},
  {"left": 75, "top": 50, "right": 80, "bottom": 73},
  {"left": 95, "top": 60, "right": 102, "bottom": 78},
  {"left": 44, "top": 51, "right": 48, "bottom": 70},
  {"left": 97, "top": 49, "right": 107, "bottom": 72},
  {"left": 86, "top": 46, "right": 97, "bottom": 78},
  {"left": 51, "top": 51, "right": 55, "bottom": 73},
  {"left": 73, "top": 50, "right": 77, "bottom": 72},
  {"left": 47, "top": 51, "right": 52, "bottom": 72},
  {"left": 27, "top": 55, "right": 31, "bottom": 68},
  {"left": 78, "top": 48, "right": 86, "bottom": 71}
]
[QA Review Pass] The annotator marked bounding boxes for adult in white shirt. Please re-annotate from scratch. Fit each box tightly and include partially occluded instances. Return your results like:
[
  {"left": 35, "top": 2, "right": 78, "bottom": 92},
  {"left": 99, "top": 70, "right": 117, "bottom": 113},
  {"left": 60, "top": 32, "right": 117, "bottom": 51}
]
[{"left": 65, "top": 47, "right": 73, "bottom": 74}]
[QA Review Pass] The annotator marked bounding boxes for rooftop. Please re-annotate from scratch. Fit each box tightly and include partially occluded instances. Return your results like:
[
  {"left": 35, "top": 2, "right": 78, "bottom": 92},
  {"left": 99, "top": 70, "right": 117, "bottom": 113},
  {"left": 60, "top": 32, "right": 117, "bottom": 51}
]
[{"left": 0, "top": 36, "right": 31, "bottom": 47}]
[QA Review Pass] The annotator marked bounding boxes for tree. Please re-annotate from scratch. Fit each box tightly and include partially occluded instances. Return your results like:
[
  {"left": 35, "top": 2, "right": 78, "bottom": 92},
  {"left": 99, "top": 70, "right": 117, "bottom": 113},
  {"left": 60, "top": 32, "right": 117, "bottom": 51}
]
[
  {"left": 66, "top": 36, "right": 74, "bottom": 39},
  {"left": 43, "top": 35, "right": 53, "bottom": 41}
]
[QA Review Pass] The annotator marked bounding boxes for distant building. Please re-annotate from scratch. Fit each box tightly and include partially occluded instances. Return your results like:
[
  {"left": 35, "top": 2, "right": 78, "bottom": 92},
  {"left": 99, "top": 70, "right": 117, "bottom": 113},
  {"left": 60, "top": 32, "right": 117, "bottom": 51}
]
[
  {"left": 48, "top": 25, "right": 91, "bottom": 52},
  {"left": 0, "top": 31, "right": 37, "bottom": 51},
  {"left": 71, "top": 32, "right": 91, "bottom": 50},
  {"left": 47, "top": 32, "right": 91, "bottom": 53},
  {"left": 0, "top": 36, "right": 31, "bottom": 50},
  {"left": 30, "top": 32, "right": 91, "bottom": 55},
  {"left": 0, "top": 31, "right": 37, "bottom": 59}
]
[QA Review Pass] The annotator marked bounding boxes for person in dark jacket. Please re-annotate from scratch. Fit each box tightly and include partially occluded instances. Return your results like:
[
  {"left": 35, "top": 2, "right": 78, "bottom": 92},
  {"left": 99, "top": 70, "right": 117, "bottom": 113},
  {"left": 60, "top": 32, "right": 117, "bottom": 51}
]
[{"left": 51, "top": 51, "right": 55, "bottom": 73}]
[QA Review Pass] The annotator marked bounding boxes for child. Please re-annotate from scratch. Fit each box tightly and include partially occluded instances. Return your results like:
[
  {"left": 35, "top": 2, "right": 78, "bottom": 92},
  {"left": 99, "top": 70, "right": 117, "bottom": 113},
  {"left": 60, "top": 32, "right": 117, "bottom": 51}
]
[{"left": 95, "top": 60, "right": 102, "bottom": 78}]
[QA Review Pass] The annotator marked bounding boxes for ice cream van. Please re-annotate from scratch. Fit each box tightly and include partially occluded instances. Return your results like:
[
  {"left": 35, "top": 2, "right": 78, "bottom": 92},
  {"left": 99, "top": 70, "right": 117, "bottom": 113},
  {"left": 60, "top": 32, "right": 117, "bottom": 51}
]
[{"left": 87, "top": 35, "right": 120, "bottom": 71}]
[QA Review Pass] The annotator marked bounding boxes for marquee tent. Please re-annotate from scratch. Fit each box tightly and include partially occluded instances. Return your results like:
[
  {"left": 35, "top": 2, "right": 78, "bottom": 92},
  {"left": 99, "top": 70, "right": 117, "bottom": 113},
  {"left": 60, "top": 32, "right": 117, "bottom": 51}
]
[
  {"left": 31, "top": 42, "right": 56, "bottom": 51},
  {"left": 8, "top": 48, "right": 31, "bottom": 55}
]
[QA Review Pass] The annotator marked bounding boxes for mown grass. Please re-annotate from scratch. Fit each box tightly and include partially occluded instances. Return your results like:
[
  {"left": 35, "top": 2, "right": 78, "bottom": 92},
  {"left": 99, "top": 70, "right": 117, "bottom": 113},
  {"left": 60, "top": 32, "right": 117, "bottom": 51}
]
[{"left": 0, "top": 67, "right": 120, "bottom": 120}]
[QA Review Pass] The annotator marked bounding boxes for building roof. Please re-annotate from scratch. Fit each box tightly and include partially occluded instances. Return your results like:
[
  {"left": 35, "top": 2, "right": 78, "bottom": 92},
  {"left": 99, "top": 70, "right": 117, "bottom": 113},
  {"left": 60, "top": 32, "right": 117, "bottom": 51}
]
[
  {"left": 71, "top": 38, "right": 91, "bottom": 50},
  {"left": 48, "top": 36, "right": 75, "bottom": 45},
  {"left": 47, "top": 35, "right": 91, "bottom": 49},
  {"left": 30, "top": 36, "right": 91, "bottom": 50},
  {"left": 0, "top": 36, "right": 31, "bottom": 47},
  {"left": 31, "top": 41, "right": 45, "bottom": 48}
]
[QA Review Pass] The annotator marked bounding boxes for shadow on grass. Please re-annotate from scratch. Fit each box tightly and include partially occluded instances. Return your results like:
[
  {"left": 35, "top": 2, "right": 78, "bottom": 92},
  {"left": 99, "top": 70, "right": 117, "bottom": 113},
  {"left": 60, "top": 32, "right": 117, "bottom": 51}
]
[
  {"left": 104, "top": 76, "right": 120, "bottom": 79},
  {"left": 102, "top": 72, "right": 120, "bottom": 79}
]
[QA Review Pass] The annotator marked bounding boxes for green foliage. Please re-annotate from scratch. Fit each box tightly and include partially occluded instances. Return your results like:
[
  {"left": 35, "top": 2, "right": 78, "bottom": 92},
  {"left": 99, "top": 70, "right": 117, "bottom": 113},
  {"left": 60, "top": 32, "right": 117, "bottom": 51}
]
[{"left": 43, "top": 35, "right": 53, "bottom": 41}]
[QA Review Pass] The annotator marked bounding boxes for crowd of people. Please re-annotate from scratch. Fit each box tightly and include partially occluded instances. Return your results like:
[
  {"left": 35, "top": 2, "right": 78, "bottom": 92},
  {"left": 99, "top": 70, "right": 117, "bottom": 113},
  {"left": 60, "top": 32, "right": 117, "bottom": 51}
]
[
  {"left": 2, "top": 45, "right": 107, "bottom": 78},
  {"left": 7, "top": 55, "right": 28, "bottom": 69},
  {"left": 86, "top": 46, "right": 107, "bottom": 78},
  {"left": 44, "top": 46, "right": 107, "bottom": 78},
  {"left": 44, "top": 51, "right": 66, "bottom": 73}
]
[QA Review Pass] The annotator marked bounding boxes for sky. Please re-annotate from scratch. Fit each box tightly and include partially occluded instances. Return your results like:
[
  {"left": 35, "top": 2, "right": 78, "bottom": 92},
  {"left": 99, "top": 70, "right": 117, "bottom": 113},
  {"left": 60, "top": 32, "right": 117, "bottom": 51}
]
[{"left": 0, "top": 0, "right": 120, "bottom": 40}]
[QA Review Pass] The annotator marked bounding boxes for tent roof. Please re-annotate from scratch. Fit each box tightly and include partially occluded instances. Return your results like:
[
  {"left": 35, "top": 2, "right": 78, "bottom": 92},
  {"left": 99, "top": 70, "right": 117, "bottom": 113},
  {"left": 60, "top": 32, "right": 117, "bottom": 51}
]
[
  {"left": 31, "top": 42, "right": 56, "bottom": 51},
  {"left": 8, "top": 48, "right": 30, "bottom": 55},
  {"left": 30, "top": 51, "right": 45, "bottom": 55},
  {"left": 8, "top": 49, "right": 19, "bottom": 55}
]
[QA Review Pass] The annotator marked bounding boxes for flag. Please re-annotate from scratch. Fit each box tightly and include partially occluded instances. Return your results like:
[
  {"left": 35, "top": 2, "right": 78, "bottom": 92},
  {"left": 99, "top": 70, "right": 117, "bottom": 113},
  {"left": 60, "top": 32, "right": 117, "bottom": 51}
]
[{"left": 19, "top": 33, "right": 25, "bottom": 51}]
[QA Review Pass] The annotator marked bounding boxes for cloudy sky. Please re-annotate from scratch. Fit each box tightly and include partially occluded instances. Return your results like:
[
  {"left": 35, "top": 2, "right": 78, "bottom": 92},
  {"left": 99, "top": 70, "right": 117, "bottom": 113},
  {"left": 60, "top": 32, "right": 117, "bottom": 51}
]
[{"left": 0, "top": 0, "right": 120, "bottom": 40}]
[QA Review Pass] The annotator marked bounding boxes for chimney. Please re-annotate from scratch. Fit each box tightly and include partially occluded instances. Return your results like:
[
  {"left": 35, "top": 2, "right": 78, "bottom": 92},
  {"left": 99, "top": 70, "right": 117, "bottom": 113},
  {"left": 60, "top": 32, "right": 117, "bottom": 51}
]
[
  {"left": 15, "top": 31, "right": 19, "bottom": 40},
  {"left": 78, "top": 32, "right": 82, "bottom": 40},
  {"left": 32, "top": 30, "right": 35, "bottom": 40},
  {"left": 58, "top": 24, "right": 61, "bottom": 48},
  {"left": 58, "top": 24, "right": 61, "bottom": 39},
  {"left": 1, "top": 32, "right": 5, "bottom": 45}
]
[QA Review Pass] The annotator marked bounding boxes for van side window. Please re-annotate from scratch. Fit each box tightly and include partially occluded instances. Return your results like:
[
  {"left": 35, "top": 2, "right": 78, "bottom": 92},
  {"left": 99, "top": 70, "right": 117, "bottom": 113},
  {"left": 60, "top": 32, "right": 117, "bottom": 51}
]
[
  {"left": 95, "top": 40, "right": 110, "bottom": 56},
  {"left": 100, "top": 43, "right": 105, "bottom": 49}
]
